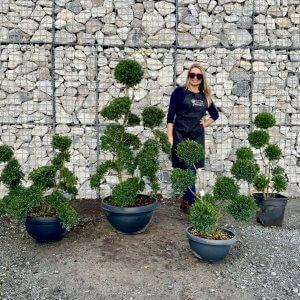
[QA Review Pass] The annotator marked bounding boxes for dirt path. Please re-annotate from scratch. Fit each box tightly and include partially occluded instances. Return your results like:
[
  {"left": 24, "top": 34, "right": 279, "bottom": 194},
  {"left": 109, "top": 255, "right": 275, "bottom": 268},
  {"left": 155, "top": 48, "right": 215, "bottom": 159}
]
[{"left": 1, "top": 198, "right": 299, "bottom": 300}]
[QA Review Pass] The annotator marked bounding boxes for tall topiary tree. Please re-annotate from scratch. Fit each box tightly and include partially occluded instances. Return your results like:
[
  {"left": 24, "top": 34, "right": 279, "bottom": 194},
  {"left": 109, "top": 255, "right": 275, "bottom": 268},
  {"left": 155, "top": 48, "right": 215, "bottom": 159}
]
[
  {"left": 0, "top": 135, "right": 78, "bottom": 227},
  {"left": 90, "top": 59, "right": 170, "bottom": 207},
  {"left": 231, "top": 112, "right": 288, "bottom": 199}
]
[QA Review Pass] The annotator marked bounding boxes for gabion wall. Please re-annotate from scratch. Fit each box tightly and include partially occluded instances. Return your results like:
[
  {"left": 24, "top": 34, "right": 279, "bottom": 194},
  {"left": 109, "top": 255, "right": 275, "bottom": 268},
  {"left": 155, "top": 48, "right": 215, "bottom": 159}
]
[{"left": 0, "top": 0, "right": 299, "bottom": 199}]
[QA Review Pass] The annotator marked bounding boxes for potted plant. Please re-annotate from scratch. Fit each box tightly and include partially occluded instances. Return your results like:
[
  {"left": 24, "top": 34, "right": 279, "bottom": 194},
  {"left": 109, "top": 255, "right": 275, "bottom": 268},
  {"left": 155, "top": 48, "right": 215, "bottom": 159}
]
[
  {"left": 171, "top": 139, "right": 258, "bottom": 262},
  {"left": 0, "top": 135, "right": 78, "bottom": 243},
  {"left": 231, "top": 112, "right": 288, "bottom": 226},
  {"left": 90, "top": 59, "right": 170, "bottom": 234}
]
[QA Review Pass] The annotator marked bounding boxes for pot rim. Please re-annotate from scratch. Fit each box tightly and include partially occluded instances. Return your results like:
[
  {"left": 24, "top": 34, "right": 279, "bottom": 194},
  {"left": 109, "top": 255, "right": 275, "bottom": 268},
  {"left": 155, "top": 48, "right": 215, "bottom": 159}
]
[
  {"left": 26, "top": 215, "right": 61, "bottom": 223},
  {"left": 252, "top": 192, "right": 288, "bottom": 202},
  {"left": 101, "top": 196, "right": 158, "bottom": 214},
  {"left": 185, "top": 226, "right": 236, "bottom": 246}
]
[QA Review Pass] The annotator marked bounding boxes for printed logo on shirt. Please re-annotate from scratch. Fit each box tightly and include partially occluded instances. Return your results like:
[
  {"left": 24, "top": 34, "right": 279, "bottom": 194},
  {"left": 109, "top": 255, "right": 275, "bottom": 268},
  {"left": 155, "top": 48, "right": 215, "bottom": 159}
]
[{"left": 191, "top": 99, "right": 204, "bottom": 107}]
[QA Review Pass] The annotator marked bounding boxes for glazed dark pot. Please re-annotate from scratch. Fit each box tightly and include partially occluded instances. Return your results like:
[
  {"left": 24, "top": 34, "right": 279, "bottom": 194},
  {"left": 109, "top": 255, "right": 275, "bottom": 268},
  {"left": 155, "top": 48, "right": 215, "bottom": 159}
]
[
  {"left": 253, "top": 193, "right": 288, "bottom": 227},
  {"left": 101, "top": 196, "right": 158, "bottom": 234},
  {"left": 185, "top": 226, "right": 236, "bottom": 262},
  {"left": 25, "top": 215, "right": 66, "bottom": 243}
]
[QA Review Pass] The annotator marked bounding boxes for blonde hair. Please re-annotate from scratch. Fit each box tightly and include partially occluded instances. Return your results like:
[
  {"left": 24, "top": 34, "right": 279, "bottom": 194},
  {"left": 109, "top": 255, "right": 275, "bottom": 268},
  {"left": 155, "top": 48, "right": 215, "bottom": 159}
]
[{"left": 184, "top": 63, "right": 213, "bottom": 106}]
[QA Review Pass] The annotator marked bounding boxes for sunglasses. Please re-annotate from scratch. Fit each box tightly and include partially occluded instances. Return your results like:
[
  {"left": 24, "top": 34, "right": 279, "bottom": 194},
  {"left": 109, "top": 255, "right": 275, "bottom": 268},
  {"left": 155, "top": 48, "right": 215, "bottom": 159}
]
[{"left": 189, "top": 72, "right": 203, "bottom": 80}]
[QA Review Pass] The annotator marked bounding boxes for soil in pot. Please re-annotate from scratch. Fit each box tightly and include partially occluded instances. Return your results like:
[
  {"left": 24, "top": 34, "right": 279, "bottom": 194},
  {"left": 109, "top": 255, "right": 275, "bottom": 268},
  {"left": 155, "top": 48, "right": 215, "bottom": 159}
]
[{"left": 105, "top": 194, "right": 156, "bottom": 207}]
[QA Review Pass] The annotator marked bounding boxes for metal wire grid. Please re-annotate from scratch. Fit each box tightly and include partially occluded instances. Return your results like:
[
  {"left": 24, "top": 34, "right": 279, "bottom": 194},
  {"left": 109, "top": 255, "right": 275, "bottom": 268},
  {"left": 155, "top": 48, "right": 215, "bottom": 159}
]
[{"left": 0, "top": 0, "right": 299, "bottom": 198}]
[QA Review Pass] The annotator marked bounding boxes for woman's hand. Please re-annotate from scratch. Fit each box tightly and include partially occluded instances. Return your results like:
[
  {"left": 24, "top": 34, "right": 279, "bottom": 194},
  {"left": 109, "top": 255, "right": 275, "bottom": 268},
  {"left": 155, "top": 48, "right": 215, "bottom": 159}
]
[
  {"left": 168, "top": 136, "right": 173, "bottom": 147},
  {"left": 200, "top": 119, "right": 207, "bottom": 128},
  {"left": 200, "top": 118, "right": 214, "bottom": 128}
]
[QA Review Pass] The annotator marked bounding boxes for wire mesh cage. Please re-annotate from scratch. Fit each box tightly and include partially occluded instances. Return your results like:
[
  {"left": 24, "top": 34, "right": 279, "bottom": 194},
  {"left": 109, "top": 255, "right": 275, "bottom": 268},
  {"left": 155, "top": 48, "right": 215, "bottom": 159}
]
[{"left": 0, "top": 0, "right": 299, "bottom": 198}]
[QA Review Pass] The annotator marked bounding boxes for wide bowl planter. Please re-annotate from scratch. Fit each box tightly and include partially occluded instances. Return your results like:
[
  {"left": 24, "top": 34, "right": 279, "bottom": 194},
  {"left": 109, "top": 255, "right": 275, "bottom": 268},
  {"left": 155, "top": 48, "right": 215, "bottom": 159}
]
[
  {"left": 253, "top": 193, "right": 288, "bottom": 227},
  {"left": 101, "top": 196, "right": 158, "bottom": 234},
  {"left": 185, "top": 226, "right": 236, "bottom": 262},
  {"left": 25, "top": 215, "right": 66, "bottom": 243}
]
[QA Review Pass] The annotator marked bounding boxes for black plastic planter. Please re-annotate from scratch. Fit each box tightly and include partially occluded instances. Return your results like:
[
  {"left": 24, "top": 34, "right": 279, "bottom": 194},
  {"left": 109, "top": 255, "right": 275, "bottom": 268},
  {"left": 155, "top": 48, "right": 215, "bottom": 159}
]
[
  {"left": 25, "top": 216, "right": 66, "bottom": 243},
  {"left": 185, "top": 226, "right": 236, "bottom": 263},
  {"left": 253, "top": 193, "right": 288, "bottom": 227},
  {"left": 101, "top": 196, "right": 158, "bottom": 234}
]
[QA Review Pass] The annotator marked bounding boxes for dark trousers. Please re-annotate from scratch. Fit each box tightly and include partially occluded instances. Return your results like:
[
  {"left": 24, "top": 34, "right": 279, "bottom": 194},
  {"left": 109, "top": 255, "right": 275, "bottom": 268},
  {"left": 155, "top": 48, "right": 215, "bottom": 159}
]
[{"left": 184, "top": 165, "right": 196, "bottom": 206}]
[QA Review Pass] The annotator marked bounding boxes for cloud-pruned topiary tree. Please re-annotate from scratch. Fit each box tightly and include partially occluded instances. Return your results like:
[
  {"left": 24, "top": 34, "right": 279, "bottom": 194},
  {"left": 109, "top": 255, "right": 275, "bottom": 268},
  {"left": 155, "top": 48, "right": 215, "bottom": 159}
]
[{"left": 90, "top": 59, "right": 170, "bottom": 207}]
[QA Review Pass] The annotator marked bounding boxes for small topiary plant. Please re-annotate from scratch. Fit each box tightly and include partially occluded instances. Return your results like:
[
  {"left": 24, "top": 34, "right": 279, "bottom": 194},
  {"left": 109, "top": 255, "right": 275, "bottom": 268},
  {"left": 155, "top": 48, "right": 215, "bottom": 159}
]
[
  {"left": 171, "top": 139, "right": 257, "bottom": 238},
  {"left": 90, "top": 59, "right": 170, "bottom": 207},
  {"left": 0, "top": 135, "right": 78, "bottom": 228},
  {"left": 231, "top": 112, "right": 288, "bottom": 199}
]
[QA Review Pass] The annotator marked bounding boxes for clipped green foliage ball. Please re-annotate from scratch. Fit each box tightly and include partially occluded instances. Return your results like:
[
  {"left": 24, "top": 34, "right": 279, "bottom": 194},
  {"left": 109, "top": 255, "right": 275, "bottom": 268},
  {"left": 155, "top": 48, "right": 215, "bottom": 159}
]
[
  {"left": 0, "top": 145, "right": 13, "bottom": 162},
  {"left": 142, "top": 106, "right": 165, "bottom": 128},
  {"left": 190, "top": 200, "right": 219, "bottom": 233},
  {"left": 272, "top": 166, "right": 284, "bottom": 175},
  {"left": 176, "top": 139, "right": 204, "bottom": 166},
  {"left": 0, "top": 159, "right": 24, "bottom": 188},
  {"left": 127, "top": 113, "right": 140, "bottom": 126},
  {"left": 231, "top": 159, "right": 259, "bottom": 183},
  {"left": 153, "top": 130, "right": 171, "bottom": 154},
  {"left": 253, "top": 174, "right": 269, "bottom": 191},
  {"left": 52, "top": 135, "right": 72, "bottom": 152},
  {"left": 272, "top": 174, "right": 288, "bottom": 193},
  {"left": 236, "top": 147, "right": 253, "bottom": 160},
  {"left": 265, "top": 144, "right": 282, "bottom": 161},
  {"left": 228, "top": 195, "right": 258, "bottom": 221},
  {"left": 254, "top": 112, "right": 276, "bottom": 129},
  {"left": 114, "top": 59, "right": 143, "bottom": 87},
  {"left": 112, "top": 177, "right": 145, "bottom": 207},
  {"left": 28, "top": 166, "right": 56, "bottom": 190},
  {"left": 101, "top": 97, "right": 131, "bottom": 120},
  {"left": 248, "top": 130, "right": 270, "bottom": 149},
  {"left": 213, "top": 176, "right": 239, "bottom": 201},
  {"left": 170, "top": 168, "right": 196, "bottom": 197}
]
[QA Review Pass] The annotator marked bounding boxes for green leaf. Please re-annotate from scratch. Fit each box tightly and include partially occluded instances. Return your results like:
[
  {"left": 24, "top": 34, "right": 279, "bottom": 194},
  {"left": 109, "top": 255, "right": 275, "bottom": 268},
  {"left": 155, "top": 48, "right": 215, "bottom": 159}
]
[
  {"left": 0, "top": 145, "right": 13, "bottom": 162},
  {"left": 58, "top": 167, "right": 78, "bottom": 196},
  {"left": 100, "top": 124, "right": 125, "bottom": 153},
  {"left": 190, "top": 200, "right": 219, "bottom": 233},
  {"left": 52, "top": 135, "right": 72, "bottom": 152},
  {"left": 142, "top": 106, "right": 165, "bottom": 128},
  {"left": 176, "top": 139, "right": 204, "bottom": 166},
  {"left": 272, "top": 174, "right": 288, "bottom": 193},
  {"left": 48, "top": 191, "right": 78, "bottom": 227},
  {"left": 272, "top": 166, "right": 284, "bottom": 176},
  {"left": 248, "top": 130, "right": 270, "bottom": 149},
  {"left": 28, "top": 166, "right": 56, "bottom": 190},
  {"left": 254, "top": 112, "right": 276, "bottom": 129},
  {"left": 114, "top": 59, "right": 143, "bottom": 87},
  {"left": 127, "top": 113, "right": 140, "bottom": 126},
  {"left": 0, "top": 159, "right": 24, "bottom": 188},
  {"left": 213, "top": 176, "right": 239, "bottom": 201},
  {"left": 231, "top": 159, "right": 259, "bottom": 183},
  {"left": 253, "top": 174, "right": 269, "bottom": 191},
  {"left": 153, "top": 130, "right": 171, "bottom": 154},
  {"left": 236, "top": 147, "right": 253, "bottom": 160},
  {"left": 170, "top": 168, "right": 195, "bottom": 197},
  {"left": 90, "top": 160, "right": 116, "bottom": 189},
  {"left": 101, "top": 96, "right": 131, "bottom": 120},
  {"left": 265, "top": 144, "right": 282, "bottom": 161},
  {"left": 228, "top": 195, "right": 258, "bottom": 221},
  {"left": 111, "top": 177, "right": 144, "bottom": 207}
]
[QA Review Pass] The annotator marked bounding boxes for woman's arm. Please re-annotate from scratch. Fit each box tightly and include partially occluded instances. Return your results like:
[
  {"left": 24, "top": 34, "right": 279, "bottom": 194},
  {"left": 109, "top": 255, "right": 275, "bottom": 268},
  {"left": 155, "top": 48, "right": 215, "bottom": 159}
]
[
  {"left": 200, "top": 102, "right": 219, "bottom": 128},
  {"left": 167, "top": 123, "right": 174, "bottom": 146}
]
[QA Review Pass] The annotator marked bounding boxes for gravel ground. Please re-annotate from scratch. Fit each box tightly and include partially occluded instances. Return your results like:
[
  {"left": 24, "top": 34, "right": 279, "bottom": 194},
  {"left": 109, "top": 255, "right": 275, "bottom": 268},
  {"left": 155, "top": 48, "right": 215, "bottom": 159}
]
[{"left": 0, "top": 197, "right": 299, "bottom": 300}]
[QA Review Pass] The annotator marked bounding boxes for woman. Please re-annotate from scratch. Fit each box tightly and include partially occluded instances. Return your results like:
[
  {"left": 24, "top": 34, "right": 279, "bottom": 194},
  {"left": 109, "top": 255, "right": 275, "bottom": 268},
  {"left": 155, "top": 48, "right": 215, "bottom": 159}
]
[{"left": 167, "top": 63, "right": 219, "bottom": 213}]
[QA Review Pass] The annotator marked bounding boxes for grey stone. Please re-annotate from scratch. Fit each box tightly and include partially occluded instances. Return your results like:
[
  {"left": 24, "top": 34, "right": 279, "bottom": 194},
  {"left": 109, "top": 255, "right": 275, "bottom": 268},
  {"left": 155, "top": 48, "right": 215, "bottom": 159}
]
[
  {"left": 66, "top": 0, "right": 82, "bottom": 14},
  {"left": 9, "top": 29, "right": 30, "bottom": 43},
  {"left": 227, "top": 29, "right": 252, "bottom": 47},
  {"left": 55, "top": 29, "right": 76, "bottom": 44},
  {"left": 142, "top": 11, "right": 165, "bottom": 35},
  {"left": 232, "top": 81, "right": 251, "bottom": 97},
  {"left": 155, "top": 1, "right": 175, "bottom": 16},
  {"left": 183, "top": 14, "right": 198, "bottom": 26},
  {"left": 230, "top": 67, "right": 250, "bottom": 82},
  {"left": 85, "top": 19, "right": 102, "bottom": 34},
  {"left": 125, "top": 28, "right": 147, "bottom": 47},
  {"left": 147, "top": 29, "right": 176, "bottom": 46},
  {"left": 237, "top": 16, "right": 252, "bottom": 29}
]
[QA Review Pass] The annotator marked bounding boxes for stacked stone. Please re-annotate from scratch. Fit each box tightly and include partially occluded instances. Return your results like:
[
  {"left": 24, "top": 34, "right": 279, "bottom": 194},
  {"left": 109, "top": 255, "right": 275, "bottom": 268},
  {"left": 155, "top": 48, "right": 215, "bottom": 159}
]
[{"left": 0, "top": 0, "right": 299, "bottom": 198}]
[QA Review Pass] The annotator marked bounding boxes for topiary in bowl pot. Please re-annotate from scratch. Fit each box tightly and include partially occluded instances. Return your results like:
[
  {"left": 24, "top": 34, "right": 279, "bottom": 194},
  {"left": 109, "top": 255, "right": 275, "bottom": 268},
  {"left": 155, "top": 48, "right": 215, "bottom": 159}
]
[
  {"left": 171, "top": 140, "right": 258, "bottom": 262},
  {"left": 231, "top": 112, "right": 289, "bottom": 226},
  {"left": 90, "top": 59, "right": 170, "bottom": 234},
  {"left": 0, "top": 135, "right": 78, "bottom": 243}
]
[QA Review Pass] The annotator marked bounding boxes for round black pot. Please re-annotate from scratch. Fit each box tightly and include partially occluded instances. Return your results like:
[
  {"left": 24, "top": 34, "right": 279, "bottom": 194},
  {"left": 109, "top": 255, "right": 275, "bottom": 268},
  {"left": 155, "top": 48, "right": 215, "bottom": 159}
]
[
  {"left": 253, "top": 193, "right": 288, "bottom": 227},
  {"left": 184, "top": 226, "right": 236, "bottom": 263},
  {"left": 25, "top": 216, "right": 66, "bottom": 243},
  {"left": 101, "top": 196, "right": 158, "bottom": 234}
]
